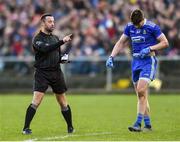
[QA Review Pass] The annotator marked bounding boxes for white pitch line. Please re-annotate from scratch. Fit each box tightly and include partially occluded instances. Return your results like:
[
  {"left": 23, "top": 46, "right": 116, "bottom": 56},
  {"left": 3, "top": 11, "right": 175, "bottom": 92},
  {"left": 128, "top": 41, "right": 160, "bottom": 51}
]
[
  {"left": 23, "top": 138, "right": 37, "bottom": 142},
  {"left": 24, "top": 132, "right": 113, "bottom": 141},
  {"left": 43, "top": 132, "right": 113, "bottom": 140}
]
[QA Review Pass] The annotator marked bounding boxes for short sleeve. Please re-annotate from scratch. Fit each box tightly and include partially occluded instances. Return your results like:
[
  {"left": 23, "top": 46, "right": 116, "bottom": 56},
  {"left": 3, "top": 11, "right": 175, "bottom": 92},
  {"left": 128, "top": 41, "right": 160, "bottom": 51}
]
[
  {"left": 123, "top": 24, "right": 130, "bottom": 37},
  {"left": 153, "top": 25, "right": 162, "bottom": 38}
]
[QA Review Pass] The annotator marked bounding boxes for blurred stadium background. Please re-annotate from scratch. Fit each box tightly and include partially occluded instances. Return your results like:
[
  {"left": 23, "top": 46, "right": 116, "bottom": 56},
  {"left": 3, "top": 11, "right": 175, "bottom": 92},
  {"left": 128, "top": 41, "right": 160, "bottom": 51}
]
[
  {"left": 0, "top": 0, "right": 180, "bottom": 93},
  {"left": 1, "top": 0, "right": 180, "bottom": 93},
  {"left": 1, "top": 0, "right": 180, "bottom": 141}
]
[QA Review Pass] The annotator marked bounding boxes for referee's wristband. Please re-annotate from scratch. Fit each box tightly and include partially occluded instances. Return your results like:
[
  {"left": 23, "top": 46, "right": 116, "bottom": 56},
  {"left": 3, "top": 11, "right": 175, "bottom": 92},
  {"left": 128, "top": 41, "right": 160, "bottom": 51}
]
[{"left": 59, "top": 40, "right": 65, "bottom": 45}]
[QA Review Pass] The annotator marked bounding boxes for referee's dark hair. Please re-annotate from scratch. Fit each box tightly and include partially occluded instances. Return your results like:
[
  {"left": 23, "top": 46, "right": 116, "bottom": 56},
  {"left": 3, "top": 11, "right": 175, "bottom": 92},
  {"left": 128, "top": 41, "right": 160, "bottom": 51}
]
[
  {"left": 130, "top": 9, "right": 144, "bottom": 26},
  {"left": 40, "top": 13, "right": 53, "bottom": 22},
  {"left": 34, "top": 13, "right": 53, "bottom": 36}
]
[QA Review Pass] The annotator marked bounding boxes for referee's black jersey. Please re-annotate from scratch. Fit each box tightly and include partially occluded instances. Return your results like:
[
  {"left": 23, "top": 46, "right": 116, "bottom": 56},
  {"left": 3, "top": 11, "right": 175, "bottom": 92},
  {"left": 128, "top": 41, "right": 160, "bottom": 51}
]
[{"left": 32, "top": 31, "right": 64, "bottom": 70}]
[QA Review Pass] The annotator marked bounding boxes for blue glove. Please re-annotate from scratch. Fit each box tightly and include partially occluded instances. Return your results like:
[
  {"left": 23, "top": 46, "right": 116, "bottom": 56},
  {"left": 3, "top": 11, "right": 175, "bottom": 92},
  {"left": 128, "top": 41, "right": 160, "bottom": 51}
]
[
  {"left": 139, "top": 47, "right": 151, "bottom": 58},
  {"left": 106, "top": 56, "right": 114, "bottom": 68}
]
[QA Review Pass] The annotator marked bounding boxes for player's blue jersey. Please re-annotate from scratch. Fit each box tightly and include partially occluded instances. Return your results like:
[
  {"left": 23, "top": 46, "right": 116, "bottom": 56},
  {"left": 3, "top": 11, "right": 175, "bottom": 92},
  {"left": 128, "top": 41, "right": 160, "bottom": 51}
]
[{"left": 123, "top": 19, "right": 162, "bottom": 54}]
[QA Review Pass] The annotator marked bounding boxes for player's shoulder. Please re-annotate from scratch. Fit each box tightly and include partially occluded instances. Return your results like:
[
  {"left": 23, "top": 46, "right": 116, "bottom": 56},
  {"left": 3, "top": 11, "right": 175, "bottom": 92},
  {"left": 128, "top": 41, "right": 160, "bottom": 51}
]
[
  {"left": 144, "top": 19, "right": 158, "bottom": 28},
  {"left": 126, "top": 22, "right": 133, "bottom": 27},
  {"left": 124, "top": 22, "right": 134, "bottom": 31}
]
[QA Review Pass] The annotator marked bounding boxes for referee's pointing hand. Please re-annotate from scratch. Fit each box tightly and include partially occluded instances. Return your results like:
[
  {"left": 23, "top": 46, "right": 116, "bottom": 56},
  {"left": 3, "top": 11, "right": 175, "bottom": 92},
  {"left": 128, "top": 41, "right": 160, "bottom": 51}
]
[{"left": 63, "top": 34, "right": 73, "bottom": 43}]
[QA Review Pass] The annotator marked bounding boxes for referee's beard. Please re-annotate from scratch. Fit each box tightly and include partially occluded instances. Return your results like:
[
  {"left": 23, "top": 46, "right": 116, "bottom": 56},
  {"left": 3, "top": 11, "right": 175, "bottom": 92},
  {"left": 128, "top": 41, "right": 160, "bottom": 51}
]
[{"left": 44, "top": 26, "right": 54, "bottom": 34}]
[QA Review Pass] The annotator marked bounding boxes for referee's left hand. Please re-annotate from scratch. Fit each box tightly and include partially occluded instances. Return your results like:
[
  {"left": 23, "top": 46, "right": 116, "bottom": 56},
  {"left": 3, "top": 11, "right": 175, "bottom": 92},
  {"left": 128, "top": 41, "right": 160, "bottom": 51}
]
[
  {"left": 63, "top": 34, "right": 73, "bottom": 43},
  {"left": 139, "top": 47, "right": 151, "bottom": 58},
  {"left": 60, "top": 54, "right": 69, "bottom": 64}
]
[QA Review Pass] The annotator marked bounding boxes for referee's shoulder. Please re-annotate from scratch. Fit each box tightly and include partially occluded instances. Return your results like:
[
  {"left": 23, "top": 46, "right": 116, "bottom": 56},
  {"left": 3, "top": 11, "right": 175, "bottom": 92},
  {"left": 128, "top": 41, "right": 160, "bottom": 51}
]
[
  {"left": 53, "top": 34, "right": 60, "bottom": 41},
  {"left": 31, "top": 32, "right": 41, "bottom": 51},
  {"left": 32, "top": 32, "right": 42, "bottom": 41},
  {"left": 53, "top": 33, "right": 59, "bottom": 38}
]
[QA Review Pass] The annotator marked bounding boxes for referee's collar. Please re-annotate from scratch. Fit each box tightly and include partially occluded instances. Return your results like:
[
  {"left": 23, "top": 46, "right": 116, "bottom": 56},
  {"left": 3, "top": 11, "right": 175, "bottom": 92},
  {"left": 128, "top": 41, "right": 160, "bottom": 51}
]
[{"left": 39, "top": 30, "right": 53, "bottom": 36}]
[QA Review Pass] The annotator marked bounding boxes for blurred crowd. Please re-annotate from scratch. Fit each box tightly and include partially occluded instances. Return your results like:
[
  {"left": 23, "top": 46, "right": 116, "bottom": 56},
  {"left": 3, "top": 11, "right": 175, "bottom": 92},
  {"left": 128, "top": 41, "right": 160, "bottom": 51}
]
[{"left": 0, "top": 0, "right": 180, "bottom": 74}]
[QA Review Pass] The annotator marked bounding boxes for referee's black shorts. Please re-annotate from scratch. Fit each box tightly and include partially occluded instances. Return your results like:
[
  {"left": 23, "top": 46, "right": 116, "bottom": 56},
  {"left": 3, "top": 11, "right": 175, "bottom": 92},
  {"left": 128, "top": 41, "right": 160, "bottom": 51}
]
[{"left": 33, "top": 68, "right": 67, "bottom": 94}]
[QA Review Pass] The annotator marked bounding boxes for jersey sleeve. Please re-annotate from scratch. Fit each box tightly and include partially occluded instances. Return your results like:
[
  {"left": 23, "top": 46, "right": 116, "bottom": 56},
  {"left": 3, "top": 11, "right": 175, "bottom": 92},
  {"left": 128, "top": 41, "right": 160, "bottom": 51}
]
[
  {"left": 123, "top": 24, "right": 130, "bottom": 37},
  {"left": 32, "top": 36, "right": 64, "bottom": 53},
  {"left": 153, "top": 25, "right": 162, "bottom": 38}
]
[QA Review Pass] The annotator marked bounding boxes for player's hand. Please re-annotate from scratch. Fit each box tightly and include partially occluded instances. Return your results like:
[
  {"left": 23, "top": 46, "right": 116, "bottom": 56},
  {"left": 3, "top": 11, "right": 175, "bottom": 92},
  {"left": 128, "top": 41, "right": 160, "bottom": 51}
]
[
  {"left": 60, "top": 54, "right": 69, "bottom": 64},
  {"left": 63, "top": 34, "right": 73, "bottom": 43},
  {"left": 139, "top": 47, "right": 151, "bottom": 58},
  {"left": 106, "top": 56, "right": 114, "bottom": 68}
]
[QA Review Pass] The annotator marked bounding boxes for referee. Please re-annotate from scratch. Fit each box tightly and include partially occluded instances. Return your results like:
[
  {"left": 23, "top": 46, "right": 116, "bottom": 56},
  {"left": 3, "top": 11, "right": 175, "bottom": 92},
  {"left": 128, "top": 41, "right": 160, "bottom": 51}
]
[{"left": 22, "top": 13, "right": 74, "bottom": 134}]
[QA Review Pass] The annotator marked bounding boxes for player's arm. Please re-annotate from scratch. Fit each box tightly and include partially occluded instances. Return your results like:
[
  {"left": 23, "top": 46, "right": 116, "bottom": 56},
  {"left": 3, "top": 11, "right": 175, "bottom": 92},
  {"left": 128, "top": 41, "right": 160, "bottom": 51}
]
[
  {"left": 110, "top": 34, "right": 129, "bottom": 57},
  {"left": 106, "top": 34, "right": 129, "bottom": 68},
  {"left": 139, "top": 25, "right": 169, "bottom": 58},
  {"left": 149, "top": 33, "right": 169, "bottom": 51}
]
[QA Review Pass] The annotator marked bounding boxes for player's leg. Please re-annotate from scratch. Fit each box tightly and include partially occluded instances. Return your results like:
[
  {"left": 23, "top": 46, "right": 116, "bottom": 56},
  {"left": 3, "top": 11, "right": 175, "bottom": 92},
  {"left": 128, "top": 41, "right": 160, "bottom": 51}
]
[
  {"left": 22, "top": 91, "right": 45, "bottom": 134},
  {"left": 135, "top": 85, "right": 152, "bottom": 131},
  {"left": 135, "top": 83, "right": 148, "bottom": 117},
  {"left": 144, "top": 99, "right": 150, "bottom": 117},
  {"left": 129, "top": 57, "right": 156, "bottom": 132},
  {"left": 137, "top": 82, "right": 152, "bottom": 131},
  {"left": 55, "top": 93, "right": 74, "bottom": 133},
  {"left": 143, "top": 99, "right": 152, "bottom": 131},
  {"left": 128, "top": 79, "right": 149, "bottom": 132},
  {"left": 128, "top": 69, "right": 141, "bottom": 131},
  {"left": 142, "top": 57, "right": 157, "bottom": 131},
  {"left": 134, "top": 83, "right": 144, "bottom": 125},
  {"left": 128, "top": 69, "right": 143, "bottom": 131},
  {"left": 144, "top": 91, "right": 150, "bottom": 116},
  {"left": 137, "top": 79, "right": 149, "bottom": 115}
]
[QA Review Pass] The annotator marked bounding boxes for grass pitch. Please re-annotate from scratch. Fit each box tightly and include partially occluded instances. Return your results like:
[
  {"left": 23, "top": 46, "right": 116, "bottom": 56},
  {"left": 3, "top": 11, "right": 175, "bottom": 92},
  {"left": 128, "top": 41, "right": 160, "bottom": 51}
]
[{"left": 0, "top": 94, "right": 180, "bottom": 141}]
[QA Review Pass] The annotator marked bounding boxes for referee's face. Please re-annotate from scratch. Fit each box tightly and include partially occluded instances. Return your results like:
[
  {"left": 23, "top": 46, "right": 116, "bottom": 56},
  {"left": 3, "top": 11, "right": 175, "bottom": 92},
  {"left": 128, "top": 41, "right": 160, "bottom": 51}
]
[{"left": 43, "top": 16, "right": 55, "bottom": 33}]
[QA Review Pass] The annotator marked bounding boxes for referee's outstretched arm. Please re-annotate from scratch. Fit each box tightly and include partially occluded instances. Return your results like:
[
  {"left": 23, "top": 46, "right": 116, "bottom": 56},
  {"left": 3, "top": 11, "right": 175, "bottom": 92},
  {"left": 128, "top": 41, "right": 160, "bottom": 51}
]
[
  {"left": 33, "top": 37, "right": 64, "bottom": 53},
  {"left": 33, "top": 34, "right": 72, "bottom": 53}
]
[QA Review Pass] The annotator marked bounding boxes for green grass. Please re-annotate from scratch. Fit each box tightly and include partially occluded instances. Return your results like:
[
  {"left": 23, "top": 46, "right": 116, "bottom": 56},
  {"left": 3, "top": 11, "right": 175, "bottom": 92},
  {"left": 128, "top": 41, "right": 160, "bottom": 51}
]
[{"left": 0, "top": 94, "right": 180, "bottom": 141}]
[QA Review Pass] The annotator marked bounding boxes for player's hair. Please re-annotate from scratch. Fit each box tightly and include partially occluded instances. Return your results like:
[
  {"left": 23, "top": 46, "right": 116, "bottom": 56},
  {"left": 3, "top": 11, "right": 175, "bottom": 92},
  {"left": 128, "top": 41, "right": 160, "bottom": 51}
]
[
  {"left": 130, "top": 9, "right": 144, "bottom": 25},
  {"left": 40, "top": 13, "right": 53, "bottom": 22}
]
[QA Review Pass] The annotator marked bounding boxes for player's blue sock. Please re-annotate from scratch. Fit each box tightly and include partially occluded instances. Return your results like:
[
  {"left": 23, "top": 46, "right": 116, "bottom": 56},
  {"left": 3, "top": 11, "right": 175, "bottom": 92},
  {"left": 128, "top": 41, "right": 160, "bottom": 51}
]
[
  {"left": 144, "top": 115, "right": 151, "bottom": 126},
  {"left": 134, "top": 113, "right": 143, "bottom": 127}
]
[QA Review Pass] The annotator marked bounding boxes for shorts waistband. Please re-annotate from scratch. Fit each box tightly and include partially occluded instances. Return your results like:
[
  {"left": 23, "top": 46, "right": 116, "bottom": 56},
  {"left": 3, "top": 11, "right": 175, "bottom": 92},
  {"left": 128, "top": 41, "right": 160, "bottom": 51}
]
[{"left": 133, "top": 52, "right": 155, "bottom": 58}]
